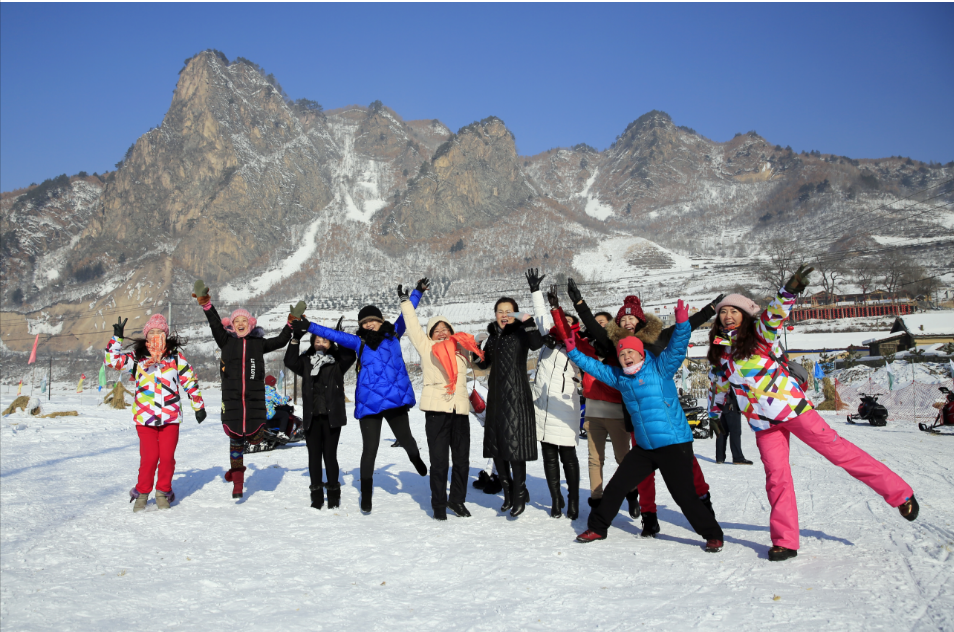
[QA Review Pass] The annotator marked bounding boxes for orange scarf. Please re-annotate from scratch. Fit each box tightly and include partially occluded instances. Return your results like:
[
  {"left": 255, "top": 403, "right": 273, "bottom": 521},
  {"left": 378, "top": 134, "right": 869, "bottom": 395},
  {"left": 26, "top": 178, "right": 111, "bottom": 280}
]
[
  {"left": 144, "top": 333, "right": 167, "bottom": 368},
  {"left": 432, "top": 333, "right": 484, "bottom": 394}
]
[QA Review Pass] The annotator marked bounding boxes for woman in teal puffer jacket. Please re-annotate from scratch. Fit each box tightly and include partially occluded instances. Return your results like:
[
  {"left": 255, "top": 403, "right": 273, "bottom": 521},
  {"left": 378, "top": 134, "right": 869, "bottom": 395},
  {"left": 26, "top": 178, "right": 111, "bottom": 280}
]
[{"left": 563, "top": 300, "right": 725, "bottom": 554}]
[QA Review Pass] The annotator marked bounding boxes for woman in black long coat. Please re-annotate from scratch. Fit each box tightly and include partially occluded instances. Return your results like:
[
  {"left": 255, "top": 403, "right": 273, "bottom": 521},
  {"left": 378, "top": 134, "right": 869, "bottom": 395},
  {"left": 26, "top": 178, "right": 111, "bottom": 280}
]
[
  {"left": 284, "top": 319, "right": 356, "bottom": 510},
  {"left": 474, "top": 293, "right": 544, "bottom": 517}
]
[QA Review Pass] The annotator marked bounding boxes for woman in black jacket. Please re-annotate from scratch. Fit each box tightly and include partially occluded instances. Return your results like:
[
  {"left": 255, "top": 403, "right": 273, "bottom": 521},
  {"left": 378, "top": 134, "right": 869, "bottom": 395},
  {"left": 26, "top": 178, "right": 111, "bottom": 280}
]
[
  {"left": 193, "top": 280, "right": 297, "bottom": 499},
  {"left": 284, "top": 318, "right": 356, "bottom": 510},
  {"left": 474, "top": 293, "right": 544, "bottom": 517}
]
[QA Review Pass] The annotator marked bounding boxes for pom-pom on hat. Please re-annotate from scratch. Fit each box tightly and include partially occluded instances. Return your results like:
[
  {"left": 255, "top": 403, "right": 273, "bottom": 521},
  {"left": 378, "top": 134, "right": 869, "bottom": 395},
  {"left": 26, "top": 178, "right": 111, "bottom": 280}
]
[
  {"left": 616, "top": 336, "right": 644, "bottom": 358},
  {"left": 265, "top": 375, "right": 277, "bottom": 387},
  {"left": 615, "top": 296, "right": 646, "bottom": 326},
  {"left": 357, "top": 305, "right": 384, "bottom": 326},
  {"left": 715, "top": 294, "right": 760, "bottom": 317},
  {"left": 142, "top": 313, "right": 170, "bottom": 337}
]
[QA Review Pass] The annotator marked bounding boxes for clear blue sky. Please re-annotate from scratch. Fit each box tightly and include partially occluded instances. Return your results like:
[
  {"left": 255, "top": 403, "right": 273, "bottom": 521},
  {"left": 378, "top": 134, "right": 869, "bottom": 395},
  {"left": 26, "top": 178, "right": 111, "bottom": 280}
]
[{"left": 2, "top": 3, "right": 952, "bottom": 191}]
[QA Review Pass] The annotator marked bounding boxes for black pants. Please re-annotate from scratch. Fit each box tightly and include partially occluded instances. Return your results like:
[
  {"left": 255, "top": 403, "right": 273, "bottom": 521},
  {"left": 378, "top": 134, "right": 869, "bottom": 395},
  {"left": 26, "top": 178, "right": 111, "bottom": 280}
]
[
  {"left": 271, "top": 409, "right": 290, "bottom": 433},
  {"left": 588, "top": 441, "right": 723, "bottom": 540},
  {"left": 359, "top": 407, "right": 421, "bottom": 480},
  {"left": 494, "top": 458, "right": 527, "bottom": 492},
  {"left": 425, "top": 411, "right": 470, "bottom": 509},
  {"left": 306, "top": 414, "right": 341, "bottom": 487},
  {"left": 715, "top": 411, "right": 745, "bottom": 462}
]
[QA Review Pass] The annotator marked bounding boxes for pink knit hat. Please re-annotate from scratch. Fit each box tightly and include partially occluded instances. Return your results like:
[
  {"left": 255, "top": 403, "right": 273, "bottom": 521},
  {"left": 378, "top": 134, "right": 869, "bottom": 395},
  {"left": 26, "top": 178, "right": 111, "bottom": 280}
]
[
  {"left": 715, "top": 294, "right": 760, "bottom": 317},
  {"left": 222, "top": 308, "right": 257, "bottom": 336},
  {"left": 142, "top": 313, "right": 170, "bottom": 336}
]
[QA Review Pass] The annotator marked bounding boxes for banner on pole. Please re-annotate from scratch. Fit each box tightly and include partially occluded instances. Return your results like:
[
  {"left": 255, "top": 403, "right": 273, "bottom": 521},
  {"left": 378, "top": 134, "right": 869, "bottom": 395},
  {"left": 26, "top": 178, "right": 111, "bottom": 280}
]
[
  {"left": 76, "top": 374, "right": 86, "bottom": 393},
  {"left": 98, "top": 364, "right": 107, "bottom": 392},
  {"left": 41, "top": 376, "right": 48, "bottom": 393},
  {"left": 886, "top": 362, "right": 895, "bottom": 391},
  {"left": 28, "top": 335, "right": 39, "bottom": 365}
]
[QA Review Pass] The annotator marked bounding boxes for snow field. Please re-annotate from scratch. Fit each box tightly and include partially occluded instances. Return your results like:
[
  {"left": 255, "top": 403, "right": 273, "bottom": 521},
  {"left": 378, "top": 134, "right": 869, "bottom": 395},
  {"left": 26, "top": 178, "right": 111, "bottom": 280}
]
[{"left": 1, "top": 387, "right": 952, "bottom": 631}]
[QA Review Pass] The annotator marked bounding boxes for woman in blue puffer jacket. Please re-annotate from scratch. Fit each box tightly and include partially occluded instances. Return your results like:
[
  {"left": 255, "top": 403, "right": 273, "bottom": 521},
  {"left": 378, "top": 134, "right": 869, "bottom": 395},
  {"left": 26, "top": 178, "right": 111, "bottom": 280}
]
[
  {"left": 563, "top": 300, "right": 725, "bottom": 554},
  {"left": 294, "top": 279, "right": 430, "bottom": 514}
]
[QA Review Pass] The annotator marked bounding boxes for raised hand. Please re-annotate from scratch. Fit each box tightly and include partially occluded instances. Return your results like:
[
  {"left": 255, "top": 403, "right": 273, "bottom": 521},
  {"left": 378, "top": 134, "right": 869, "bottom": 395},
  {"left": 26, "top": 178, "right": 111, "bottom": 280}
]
[
  {"left": 566, "top": 278, "right": 583, "bottom": 305},
  {"left": 334, "top": 316, "right": 345, "bottom": 331},
  {"left": 397, "top": 284, "right": 411, "bottom": 302},
  {"left": 784, "top": 264, "right": 814, "bottom": 294},
  {"left": 546, "top": 284, "right": 560, "bottom": 309},
  {"left": 416, "top": 277, "right": 430, "bottom": 293},
  {"left": 113, "top": 317, "right": 128, "bottom": 338},
  {"left": 710, "top": 294, "right": 726, "bottom": 308},
  {"left": 675, "top": 299, "right": 689, "bottom": 324},
  {"left": 192, "top": 279, "right": 210, "bottom": 306},
  {"left": 289, "top": 300, "right": 307, "bottom": 319},
  {"left": 292, "top": 316, "right": 311, "bottom": 340},
  {"left": 525, "top": 268, "right": 546, "bottom": 293}
]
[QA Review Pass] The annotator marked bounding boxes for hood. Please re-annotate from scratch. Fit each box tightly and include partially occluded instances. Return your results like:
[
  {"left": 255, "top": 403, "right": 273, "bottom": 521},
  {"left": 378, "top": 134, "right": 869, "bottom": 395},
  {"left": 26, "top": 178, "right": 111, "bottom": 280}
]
[
  {"left": 427, "top": 315, "right": 454, "bottom": 338},
  {"left": 606, "top": 313, "right": 663, "bottom": 346}
]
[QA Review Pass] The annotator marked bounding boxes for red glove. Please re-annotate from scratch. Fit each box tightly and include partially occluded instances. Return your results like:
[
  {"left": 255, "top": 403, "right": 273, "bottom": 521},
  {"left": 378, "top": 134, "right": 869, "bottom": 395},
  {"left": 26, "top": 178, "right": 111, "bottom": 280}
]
[
  {"left": 675, "top": 299, "right": 689, "bottom": 324},
  {"left": 564, "top": 332, "right": 576, "bottom": 352}
]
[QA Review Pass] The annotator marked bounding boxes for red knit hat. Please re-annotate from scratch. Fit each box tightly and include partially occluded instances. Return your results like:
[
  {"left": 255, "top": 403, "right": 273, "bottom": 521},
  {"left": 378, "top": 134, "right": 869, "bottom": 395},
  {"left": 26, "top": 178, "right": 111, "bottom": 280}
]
[
  {"left": 265, "top": 375, "right": 277, "bottom": 387},
  {"left": 616, "top": 336, "right": 644, "bottom": 358},
  {"left": 142, "top": 313, "right": 170, "bottom": 336},
  {"left": 615, "top": 296, "right": 646, "bottom": 326}
]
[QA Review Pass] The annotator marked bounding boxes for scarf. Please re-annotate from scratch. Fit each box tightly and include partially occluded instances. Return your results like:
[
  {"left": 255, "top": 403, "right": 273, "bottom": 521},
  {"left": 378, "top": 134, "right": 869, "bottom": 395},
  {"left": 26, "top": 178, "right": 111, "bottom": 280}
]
[
  {"left": 432, "top": 333, "right": 485, "bottom": 394},
  {"left": 143, "top": 333, "right": 167, "bottom": 368},
  {"left": 310, "top": 351, "right": 336, "bottom": 376},
  {"left": 622, "top": 359, "right": 644, "bottom": 375}
]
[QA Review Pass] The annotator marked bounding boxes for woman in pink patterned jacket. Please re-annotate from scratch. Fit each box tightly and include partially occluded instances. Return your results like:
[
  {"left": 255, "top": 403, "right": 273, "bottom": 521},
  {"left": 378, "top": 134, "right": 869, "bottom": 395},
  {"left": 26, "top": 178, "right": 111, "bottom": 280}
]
[
  {"left": 104, "top": 313, "right": 206, "bottom": 513},
  {"left": 707, "top": 266, "right": 918, "bottom": 562}
]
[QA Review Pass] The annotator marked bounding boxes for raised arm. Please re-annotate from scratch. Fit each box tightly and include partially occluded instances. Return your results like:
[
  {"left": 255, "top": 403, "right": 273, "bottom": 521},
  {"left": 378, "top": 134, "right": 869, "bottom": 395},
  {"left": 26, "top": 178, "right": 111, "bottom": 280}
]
[
  {"left": 263, "top": 323, "right": 293, "bottom": 353},
  {"left": 393, "top": 279, "right": 426, "bottom": 338},
  {"left": 567, "top": 348, "right": 622, "bottom": 390},
  {"left": 568, "top": 278, "right": 615, "bottom": 358},
  {"left": 306, "top": 320, "right": 362, "bottom": 352},
  {"left": 283, "top": 341, "right": 309, "bottom": 377},
  {"left": 759, "top": 265, "right": 813, "bottom": 345},
  {"left": 655, "top": 296, "right": 719, "bottom": 350},
  {"left": 202, "top": 303, "right": 231, "bottom": 349},
  {"left": 530, "top": 289, "right": 553, "bottom": 335},
  {"left": 657, "top": 313, "right": 691, "bottom": 379},
  {"left": 399, "top": 289, "right": 430, "bottom": 355},
  {"left": 104, "top": 317, "right": 135, "bottom": 370}
]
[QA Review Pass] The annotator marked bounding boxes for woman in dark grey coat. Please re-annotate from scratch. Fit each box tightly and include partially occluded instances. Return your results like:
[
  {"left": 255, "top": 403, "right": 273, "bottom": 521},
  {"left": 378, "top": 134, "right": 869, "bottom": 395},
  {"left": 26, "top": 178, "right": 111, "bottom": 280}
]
[{"left": 474, "top": 292, "right": 544, "bottom": 517}]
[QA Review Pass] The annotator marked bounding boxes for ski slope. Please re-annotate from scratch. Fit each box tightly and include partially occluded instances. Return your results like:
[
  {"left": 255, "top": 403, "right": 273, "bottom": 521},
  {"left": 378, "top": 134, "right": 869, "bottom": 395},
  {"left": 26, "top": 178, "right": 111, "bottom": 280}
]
[{"left": 1, "top": 387, "right": 952, "bottom": 631}]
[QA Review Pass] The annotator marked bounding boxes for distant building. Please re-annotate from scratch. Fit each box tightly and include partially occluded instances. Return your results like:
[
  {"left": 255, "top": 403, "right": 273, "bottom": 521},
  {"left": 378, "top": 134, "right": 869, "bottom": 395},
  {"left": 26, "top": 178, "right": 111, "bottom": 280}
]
[{"left": 866, "top": 313, "right": 954, "bottom": 356}]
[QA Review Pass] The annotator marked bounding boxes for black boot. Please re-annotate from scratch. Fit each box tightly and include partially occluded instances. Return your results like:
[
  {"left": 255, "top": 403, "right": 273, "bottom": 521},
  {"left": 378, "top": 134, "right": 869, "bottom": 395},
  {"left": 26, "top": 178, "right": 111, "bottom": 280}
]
[
  {"left": 768, "top": 546, "right": 797, "bottom": 562},
  {"left": 640, "top": 511, "right": 660, "bottom": 538},
  {"left": 310, "top": 484, "right": 324, "bottom": 509},
  {"left": 499, "top": 479, "right": 513, "bottom": 513},
  {"left": 326, "top": 483, "right": 341, "bottom": 509},
  {"left": 542, "top": 444, "right": 563, "bottom": 518},
  {"left": 433, "top": 507, "right": 447, "bottom": 520},
  {"left": 483, "top": 473, "right": 503, "bottom": 494},
  {"left": 562, "top": 448, "right": 580, "bottom": 520},
  {"left": 625, "top": 489, "right": 640, "bottom": 519},
  {"left": 410, "top": 452, "right": 428, "bottom": 476},
  {"left": 510, "top": 485, "right": 528, "bottom": 517},
  {"left": 448, "top": 502, "right": 471, "bottom": 517},
  {"left": 360, "top": 478, "right": 373, "bottom": 514},
  {"left": 700, "top": 492, "right": 715, "bottom": 519}
]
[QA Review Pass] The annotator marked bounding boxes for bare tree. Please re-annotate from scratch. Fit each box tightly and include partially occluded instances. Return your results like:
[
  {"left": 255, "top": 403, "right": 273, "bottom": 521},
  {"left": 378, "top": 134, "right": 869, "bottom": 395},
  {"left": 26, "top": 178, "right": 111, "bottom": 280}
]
[
  {"left": 881, "top": 251, "right": 915, "bottom": 295},
  {"left": 851, "top": 257, "right": 878, "bottom": 302},
  {"left": 815, "top": 259, "right": 848, "bottom": 303},
  {"left": 757, "top": 238, "right": 801, "bottom": 294}
]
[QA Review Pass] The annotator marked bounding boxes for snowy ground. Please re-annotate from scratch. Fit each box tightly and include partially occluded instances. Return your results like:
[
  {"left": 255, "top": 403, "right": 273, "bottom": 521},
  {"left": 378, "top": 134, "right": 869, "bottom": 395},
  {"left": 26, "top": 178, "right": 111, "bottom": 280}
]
[{"left": 2, "top": 386, "right": 953, "bottom": 631}]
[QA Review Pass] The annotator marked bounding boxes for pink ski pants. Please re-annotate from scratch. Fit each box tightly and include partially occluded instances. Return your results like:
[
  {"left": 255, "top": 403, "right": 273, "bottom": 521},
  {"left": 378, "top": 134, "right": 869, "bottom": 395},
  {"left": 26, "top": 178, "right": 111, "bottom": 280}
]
[{"left": 755, "top": 409, "right": 912, "bottom": 550}]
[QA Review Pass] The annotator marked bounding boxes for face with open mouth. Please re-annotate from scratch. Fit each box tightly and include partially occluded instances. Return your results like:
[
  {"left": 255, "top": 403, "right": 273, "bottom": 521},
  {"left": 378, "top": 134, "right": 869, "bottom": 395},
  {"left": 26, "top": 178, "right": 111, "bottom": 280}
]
[
  {"left": 430, "top": 322, "right": 452, "bottom": 341},
  {"left": 232, "top": 316, "right": 250, "bottom": 337},
  {"left": 619, "top": 314, "right": 640, "bottom": 332},
  {"left": 495, "top": 303, "right": 516, "bottom": 328},
  {"left": 618, "top": 347, "right": 644, "bottom": 369},
  {"left": 719, "top": 306, "right": 743, "bottom": 331}
]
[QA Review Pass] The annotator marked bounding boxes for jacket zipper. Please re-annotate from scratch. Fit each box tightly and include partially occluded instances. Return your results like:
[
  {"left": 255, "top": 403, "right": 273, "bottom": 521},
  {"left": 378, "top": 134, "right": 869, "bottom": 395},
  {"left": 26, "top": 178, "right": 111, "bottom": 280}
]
[{"left": 242, "top": 339, "right": 247, "bottom": 433}]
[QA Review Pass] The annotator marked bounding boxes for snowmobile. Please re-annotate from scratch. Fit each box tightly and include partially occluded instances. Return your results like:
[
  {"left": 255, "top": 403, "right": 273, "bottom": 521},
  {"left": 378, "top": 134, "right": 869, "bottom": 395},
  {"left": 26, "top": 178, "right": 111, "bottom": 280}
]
[
  {"left": 244, "top": 405, "right": 304, "bottom": 454},
  {"left": 919, "top": 387, "right": 954, "bottom": 434},
  {"left": 847, "top": 393, "right": 888, "bottom": 427},
  {"left": 680, "top": 393, "right": 712, "bottom": 439}
]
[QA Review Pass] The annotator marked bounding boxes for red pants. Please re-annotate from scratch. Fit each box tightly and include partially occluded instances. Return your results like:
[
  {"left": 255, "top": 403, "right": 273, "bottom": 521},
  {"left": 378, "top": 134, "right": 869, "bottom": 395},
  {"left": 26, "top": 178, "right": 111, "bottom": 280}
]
[
  {"left": 632, "top": 432, "right": 709, "bottom": 513},
  {"left": 136, "top": 424, "right": 180, "bottom": 494}
]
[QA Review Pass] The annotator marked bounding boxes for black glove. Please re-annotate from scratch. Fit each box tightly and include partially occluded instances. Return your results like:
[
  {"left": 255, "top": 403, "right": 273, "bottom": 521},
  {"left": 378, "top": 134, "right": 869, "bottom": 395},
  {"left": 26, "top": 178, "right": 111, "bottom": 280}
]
[
  {"left": 113, "top": 317, "right": 128, "bottom": 338},
  {"left": 292, "top": 316, "right": 311, "bottom": 340},
  {"left": 397, "top": 284, "right": 411, "bottom": 302},
  {"left": 546, "top": 285, "right": 560, "bottom": 309},
  {"left": 784, "top": 264, "right": 814, "bottom": 294},
  {"left": 709, "top": 414, "right": 726, "bottom": 437},
  {"left": 710, "top": 294, "right": 726, "bottom": 309},
  {"left": 541, "top": 334, "right": 558, "bottom": 349},
  {"left": 525, "top": 268, "right": 546, "bottom": 293},
  {"left": 567, "top": 278, "right": 583, "bottom": 305},
  {"left": 416, "top": 277, "right": 430, "bottom": 293},
  {"left": 334, "top": 316, "right": 344, "bottom": 331},
  {"left": 195, "top": 409, "right": 207, "bottom": 424}
]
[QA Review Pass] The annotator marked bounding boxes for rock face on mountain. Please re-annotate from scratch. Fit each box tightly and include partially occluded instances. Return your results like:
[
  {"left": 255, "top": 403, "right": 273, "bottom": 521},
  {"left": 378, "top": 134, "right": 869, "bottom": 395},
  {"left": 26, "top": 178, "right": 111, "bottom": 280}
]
[{"left": 2, "top": 48, "right": 952, "bottom": 364}]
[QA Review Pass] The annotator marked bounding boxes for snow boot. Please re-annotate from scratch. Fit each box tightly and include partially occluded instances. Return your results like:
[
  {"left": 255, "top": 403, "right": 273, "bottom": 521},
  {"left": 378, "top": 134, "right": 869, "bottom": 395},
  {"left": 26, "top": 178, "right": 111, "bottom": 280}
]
[
  {"left": 326, "top": 483, "right": 341, "bottom": 509},
  {"left": 640, "top": 512, "right": 660, "bottom": 538},
  {"left": 543, "top": 448, "right": 564, "bottom": 518},
  {"left": 510, "top": 486, "right": 529, "bottom": 517},
  {"left": 700, "top": 492, "right": 715, "bottom": 519},
  {"left": 473, "top": 471, "right": 490, "bottom": 490},
  {"left": 563, "top": 452, "right": 580, "bottom": 520},
  {"left": 705, "top": 539, "right": 724, "bottom": 553},
  {"left": 360, "top": 478, "right": 373, "bottom": 514},
  {"left": 448, "top": 502, "right": 471, "bottom": 518},
  {"left": 768, "top": 546, "right": 798, "bottom": 562},
  {"left": 310, "top": 484, "right": 324, "bottom": 509},
  {"left": 499, "top": 479, "right": 513, "bottom": 513},
  {"left": 433, "top": 507, "right": 447, "bottom": 520},
  {"left": 625, "top": 490, "right": 640, "bottom": 519},
  {"left": 130, "top": 488, "right": 148, "bottom": 513},
  {"left": 410, "top": 452, "right": 428, "bottom": 477},
  {"left": 155, "top": 489, "right": 174, "bottom": 510},
  {"left": 575, "top": 529, "right": 606, "bottom": 543},
  {"left": 899, "top": 495, "right": 919, "bottom": 521},
  {"left": 224, "top": 466, "right": 247, "bottom": 499},
  {"left": 483, "top": 473, "right": 503, "bottom": 495}
]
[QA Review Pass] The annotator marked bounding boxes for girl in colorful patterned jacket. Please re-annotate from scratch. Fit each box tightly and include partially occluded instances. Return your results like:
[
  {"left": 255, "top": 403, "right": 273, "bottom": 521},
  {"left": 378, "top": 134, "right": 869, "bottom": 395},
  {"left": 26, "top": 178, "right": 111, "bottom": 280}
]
[
  {"left": 104, "top": 313, "right": 206, "bottom": 513},
  {"left": 707, "top": 265, "right": 918, "bottom": 562},
  {"left": 192, "top": 280, "right": 299, "bottom": 499}
]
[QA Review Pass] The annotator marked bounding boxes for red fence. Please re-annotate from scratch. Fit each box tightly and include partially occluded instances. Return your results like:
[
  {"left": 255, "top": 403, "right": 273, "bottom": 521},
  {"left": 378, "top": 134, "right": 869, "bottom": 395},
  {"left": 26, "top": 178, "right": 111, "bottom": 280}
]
[{"left": 789, "top": 303, "right": 913, "bottom": 323}]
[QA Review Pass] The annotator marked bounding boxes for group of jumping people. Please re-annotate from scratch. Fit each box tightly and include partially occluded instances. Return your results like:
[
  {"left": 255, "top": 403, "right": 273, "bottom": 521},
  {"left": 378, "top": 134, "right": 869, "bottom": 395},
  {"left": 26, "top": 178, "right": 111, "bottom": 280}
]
[{"left": 106, "top": 265, "right": 919, "bottom": 560}]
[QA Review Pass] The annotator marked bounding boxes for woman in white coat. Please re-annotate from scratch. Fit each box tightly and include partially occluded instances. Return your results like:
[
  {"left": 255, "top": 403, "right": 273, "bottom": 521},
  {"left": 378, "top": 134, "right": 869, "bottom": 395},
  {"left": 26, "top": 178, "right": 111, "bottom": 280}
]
[{"left": 527, "top": 270, "right": 581, "bottom": 520}]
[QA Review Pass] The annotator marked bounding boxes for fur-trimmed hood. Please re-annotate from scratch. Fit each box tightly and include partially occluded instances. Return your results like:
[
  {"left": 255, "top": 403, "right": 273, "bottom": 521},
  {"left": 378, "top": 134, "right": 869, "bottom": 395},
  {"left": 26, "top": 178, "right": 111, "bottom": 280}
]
[
  {"left": 487, "top": 320, "right": 526, "bottom": 337},
  {"left": 427, "top": 315, "right": 454, "bottom": 338},
  {"left": 605, "top": 314, "right": 664, "bottom": 347}
]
